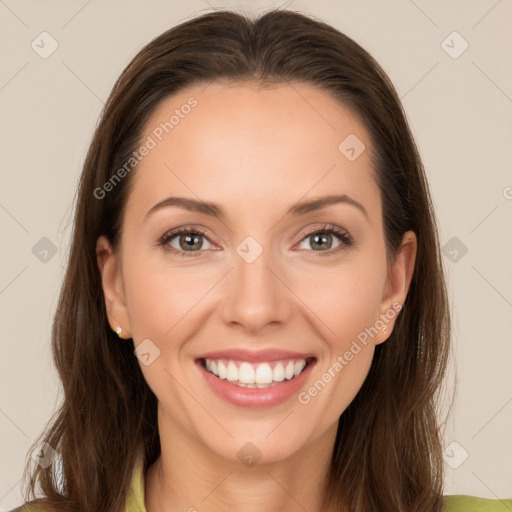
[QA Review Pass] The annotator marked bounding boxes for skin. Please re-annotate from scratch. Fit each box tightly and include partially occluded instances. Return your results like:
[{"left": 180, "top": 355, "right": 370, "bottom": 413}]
[{"left": 96, "top": 81, "right": 417, "bottom": 512}]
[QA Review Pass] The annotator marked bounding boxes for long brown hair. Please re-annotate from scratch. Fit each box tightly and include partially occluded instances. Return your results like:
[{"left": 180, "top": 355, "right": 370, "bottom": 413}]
[{"left": 20, "top": 8, "right": 450, "bottom": 512}]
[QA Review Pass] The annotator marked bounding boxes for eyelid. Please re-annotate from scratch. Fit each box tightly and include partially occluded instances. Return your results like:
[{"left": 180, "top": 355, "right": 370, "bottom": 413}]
[{"left": 293, "top": 223, "right": 351, "bottom": 244}]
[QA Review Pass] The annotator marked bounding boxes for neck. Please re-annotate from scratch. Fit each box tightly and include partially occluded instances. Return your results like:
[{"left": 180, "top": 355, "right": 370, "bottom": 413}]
[{"left": 144, "top": 417, "right": 346, "bottom": 512}]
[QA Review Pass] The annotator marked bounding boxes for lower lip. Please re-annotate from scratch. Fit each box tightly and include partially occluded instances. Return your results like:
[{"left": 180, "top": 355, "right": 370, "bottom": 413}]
[{"left": 196, "top": 359, "right": 316, "bottom": 408}]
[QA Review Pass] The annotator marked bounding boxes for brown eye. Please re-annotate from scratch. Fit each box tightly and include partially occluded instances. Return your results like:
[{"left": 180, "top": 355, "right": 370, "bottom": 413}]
[{"left": 174, "top": 232, "right": 207, "bottom": 251}]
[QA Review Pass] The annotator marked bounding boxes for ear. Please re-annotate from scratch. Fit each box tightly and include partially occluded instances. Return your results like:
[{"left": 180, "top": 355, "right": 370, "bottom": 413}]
[
  {"left": 374, "top": 230, "right": 417, "bottom": 345},
  {"left": 96, "top": 235, "right": 132, "bottom": 339}
]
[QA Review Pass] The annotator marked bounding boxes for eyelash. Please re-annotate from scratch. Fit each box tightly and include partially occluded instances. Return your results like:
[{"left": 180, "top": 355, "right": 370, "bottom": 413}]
[{"left": 157, "top": 224, "right": 354, "bottom": 258}]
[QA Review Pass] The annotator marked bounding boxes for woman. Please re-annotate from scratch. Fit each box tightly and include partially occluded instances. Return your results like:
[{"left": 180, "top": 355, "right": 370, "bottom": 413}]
[{"left": 11, "top": 8, "right": 510, "bottom": 512}]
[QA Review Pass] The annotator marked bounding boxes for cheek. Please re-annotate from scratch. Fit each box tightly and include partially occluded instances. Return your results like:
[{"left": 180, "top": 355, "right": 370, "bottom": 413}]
[
  {"left": 298, "top": 255, "right": 388, "bottom": 349},
  {"left": 297, "top": 271, "right": 381, "bottom": 423},
  {"left": 123, "top": 254, "right": 213, "bottom": 342},
  {"left": 294, "top": 252, "right": 386, "bottom": 412},
  {"left": 122, "top": 256, "right": 213, "bottom": 409}
]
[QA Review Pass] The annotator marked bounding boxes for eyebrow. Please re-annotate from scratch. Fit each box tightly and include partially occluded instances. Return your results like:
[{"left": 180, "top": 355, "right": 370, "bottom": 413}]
[{"left": 145, "top": 194, "right": 368, "bottom": 221}]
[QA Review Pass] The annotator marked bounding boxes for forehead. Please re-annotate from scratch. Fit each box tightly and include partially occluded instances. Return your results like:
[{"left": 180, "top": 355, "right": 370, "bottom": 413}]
[{"left": 126, "top": 80, "right": 380, "bottom": 222}]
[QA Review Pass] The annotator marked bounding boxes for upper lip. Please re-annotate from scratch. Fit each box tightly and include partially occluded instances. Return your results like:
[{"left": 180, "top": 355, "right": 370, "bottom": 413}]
[{"left": 196, "top": 348, "right": 316, "bottom": 363}]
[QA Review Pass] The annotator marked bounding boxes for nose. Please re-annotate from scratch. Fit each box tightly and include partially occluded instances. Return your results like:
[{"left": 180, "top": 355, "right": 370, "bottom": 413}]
[{"left": 220, "top": 248, "right": 292, "bottom": 335}]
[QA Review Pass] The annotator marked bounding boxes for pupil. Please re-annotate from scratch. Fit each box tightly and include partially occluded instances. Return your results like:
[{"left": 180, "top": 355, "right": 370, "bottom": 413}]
[
  {"left": 313, "top": 233, "right": 331, "bottom": 250},
  {"left": 182, "top": 234, "right": 201, "bottom": 250}
]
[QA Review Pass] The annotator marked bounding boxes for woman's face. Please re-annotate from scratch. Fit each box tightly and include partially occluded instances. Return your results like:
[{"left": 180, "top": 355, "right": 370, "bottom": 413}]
[{"left": 97, "top": 81, "right": 416, "bottom": 465}]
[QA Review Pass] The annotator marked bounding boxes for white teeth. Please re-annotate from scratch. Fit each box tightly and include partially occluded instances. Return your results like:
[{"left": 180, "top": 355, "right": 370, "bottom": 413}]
[
  {"left": 226, "top": 362, "right": 238, "bottom": 381},
  {"left": 273, "top": 362, "right": 285, "bottom": 382},
  {"left": 285, "top": 361, "right": 295, "bottom": 380},
  {"left": 255, "top": 363, "right": 273, "bottom": 384},
  {"left": 295, "top": 360, "right": 306, "bottom": 375},
  {"left": 239, "top": 362, "right": 255, "bottom": 384},
  {"left": 203, "top": 357, "right": 309, "bottom": 387},
  {"left": 217, "top": 361, "right": 227, "bottom": 379}
]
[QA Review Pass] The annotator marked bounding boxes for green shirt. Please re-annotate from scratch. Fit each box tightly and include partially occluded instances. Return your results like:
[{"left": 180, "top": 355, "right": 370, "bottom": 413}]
[{"left": 10, "top": 451, "right": 512, "bottom": 511}]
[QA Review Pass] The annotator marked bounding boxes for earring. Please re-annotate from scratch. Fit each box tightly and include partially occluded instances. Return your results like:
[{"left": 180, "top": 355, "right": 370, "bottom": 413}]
[
  {"left": 112, "top": 325, "right": 129, "bottom": 339},
  {"left": 383, "top": 325, "right": 387, "bottom": 333}
]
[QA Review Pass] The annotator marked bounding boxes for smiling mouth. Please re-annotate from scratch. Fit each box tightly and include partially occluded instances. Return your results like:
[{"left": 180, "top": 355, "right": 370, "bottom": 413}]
[{"left": 198, "top": 357, "right": 316, "bottom": 389}]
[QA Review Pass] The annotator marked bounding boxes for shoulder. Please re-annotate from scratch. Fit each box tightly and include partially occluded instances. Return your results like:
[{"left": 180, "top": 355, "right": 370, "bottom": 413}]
[
  {"left": 9, "top": 494, "right": 512, "bottom": 512},
  {"left": 444, "top": 494, "right": 512, "bottom": 511},
  {"left": 8, "top": 450, "right": 147, "bottom": 512}
]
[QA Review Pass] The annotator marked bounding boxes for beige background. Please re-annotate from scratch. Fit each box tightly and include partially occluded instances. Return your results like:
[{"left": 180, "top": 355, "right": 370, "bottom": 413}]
[{"left": 1, "top": 0, "right": 511, "bottom": 508}]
